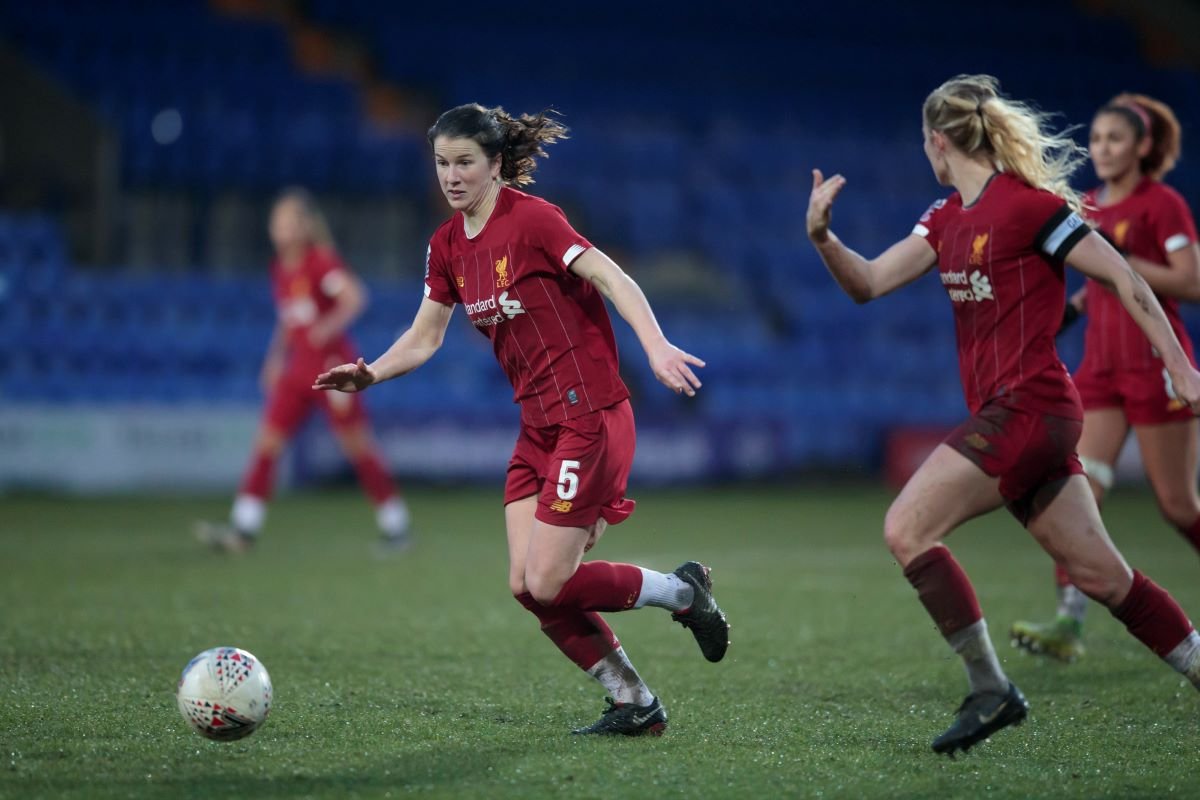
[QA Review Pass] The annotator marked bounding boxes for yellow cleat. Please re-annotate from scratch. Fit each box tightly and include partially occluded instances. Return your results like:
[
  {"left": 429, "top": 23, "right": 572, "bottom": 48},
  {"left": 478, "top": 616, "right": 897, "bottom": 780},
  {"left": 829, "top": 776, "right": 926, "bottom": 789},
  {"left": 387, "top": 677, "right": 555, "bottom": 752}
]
[{"left": 1010, "top": 618, "right": 1085, "bottom": 662}]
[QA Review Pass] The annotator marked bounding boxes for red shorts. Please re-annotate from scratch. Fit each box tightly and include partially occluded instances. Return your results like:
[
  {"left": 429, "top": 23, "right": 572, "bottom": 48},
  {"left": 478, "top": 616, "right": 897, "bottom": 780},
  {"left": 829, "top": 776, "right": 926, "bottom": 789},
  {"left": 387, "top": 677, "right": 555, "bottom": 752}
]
[
  {"left": 1074, "top": 361, "right": 1193, "bottom": 426},
  {"left": 945, "top": 399, "right": 1084, "bottom": 525},
  {"left": 504, "top": 399, "right": 637, "bottom": 529},
  {"left": 264, "top": 353, "right": 368, "bottom": 436}
]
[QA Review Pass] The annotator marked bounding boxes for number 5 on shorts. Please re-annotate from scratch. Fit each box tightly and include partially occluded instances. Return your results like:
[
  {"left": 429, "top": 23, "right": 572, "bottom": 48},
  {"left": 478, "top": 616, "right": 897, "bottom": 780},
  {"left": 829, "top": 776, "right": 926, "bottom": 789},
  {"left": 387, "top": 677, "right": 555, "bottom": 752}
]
[{"left": 557, "top": 460, "right": 581, "bottom": 500}]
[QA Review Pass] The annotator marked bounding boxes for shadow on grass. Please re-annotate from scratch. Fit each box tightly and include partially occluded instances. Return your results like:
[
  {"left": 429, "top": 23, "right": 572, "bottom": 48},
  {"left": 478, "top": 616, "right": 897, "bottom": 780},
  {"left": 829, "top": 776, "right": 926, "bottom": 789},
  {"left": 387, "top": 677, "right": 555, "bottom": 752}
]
[{"left": 10, "top": 742, "right": 511, "bottom": 799}]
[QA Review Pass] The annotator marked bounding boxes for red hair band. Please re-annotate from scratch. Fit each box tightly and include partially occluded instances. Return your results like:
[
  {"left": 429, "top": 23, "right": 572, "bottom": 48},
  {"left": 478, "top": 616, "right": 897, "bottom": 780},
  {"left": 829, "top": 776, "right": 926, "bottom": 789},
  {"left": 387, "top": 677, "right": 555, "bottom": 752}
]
[{"left": 1119, "top": 101, "right": 1152, "bottom": 136}]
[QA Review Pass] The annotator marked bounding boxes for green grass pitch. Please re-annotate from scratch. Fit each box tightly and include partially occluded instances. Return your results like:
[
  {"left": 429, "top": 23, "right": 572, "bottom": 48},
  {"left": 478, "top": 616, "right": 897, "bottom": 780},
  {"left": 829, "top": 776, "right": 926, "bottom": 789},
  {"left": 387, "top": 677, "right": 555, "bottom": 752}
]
[{"left": 2, "top": 485, "right": 1199, "bottom": 799}]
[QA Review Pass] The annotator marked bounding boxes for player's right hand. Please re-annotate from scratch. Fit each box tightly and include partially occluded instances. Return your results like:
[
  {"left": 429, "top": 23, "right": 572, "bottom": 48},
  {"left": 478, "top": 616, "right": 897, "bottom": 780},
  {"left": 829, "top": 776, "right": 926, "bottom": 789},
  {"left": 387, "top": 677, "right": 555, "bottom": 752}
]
[
  {"left": 807, "top": 169, "right": 847, "bottom": 243},
  {"left": 312, "top": 357, "right": 377, "bottom": 393}
]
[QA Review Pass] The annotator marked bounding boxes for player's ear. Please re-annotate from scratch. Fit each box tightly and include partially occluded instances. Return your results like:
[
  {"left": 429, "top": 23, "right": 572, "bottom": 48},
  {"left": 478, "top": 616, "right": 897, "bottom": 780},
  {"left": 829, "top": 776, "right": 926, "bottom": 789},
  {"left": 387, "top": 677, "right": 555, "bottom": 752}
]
[{"left": 1136, "top": 135, "right": 1153, "bottom": 160}]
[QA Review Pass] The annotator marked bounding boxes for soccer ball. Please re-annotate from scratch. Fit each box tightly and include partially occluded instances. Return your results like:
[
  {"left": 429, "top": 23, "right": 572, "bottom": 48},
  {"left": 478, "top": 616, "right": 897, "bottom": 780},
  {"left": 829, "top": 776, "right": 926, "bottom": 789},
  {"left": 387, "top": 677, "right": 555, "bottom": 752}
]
[{"left": 176, "top": 647, "right": 272, "bottom": 741}]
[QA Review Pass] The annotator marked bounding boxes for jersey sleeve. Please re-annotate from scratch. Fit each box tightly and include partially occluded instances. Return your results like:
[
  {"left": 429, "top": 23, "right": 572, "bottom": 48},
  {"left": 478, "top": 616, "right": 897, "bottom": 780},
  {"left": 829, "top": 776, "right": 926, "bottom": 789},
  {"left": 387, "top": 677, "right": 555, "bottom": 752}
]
[
  {"left": 311, "top": 248, "right": 351, "bottom": 297},
  {"left": 913, "top": 198, "right": 947, "bottom": 253},
  {"left": 527, "top": 202, "right": 593, "bottom": 271},
  {"left": 1029, "top": 194, "right": 1089, "bottom": 263},
  {"left": 423, "top": 235, "right": 458, "bottom": 306},
  {"left": 1151, "top": 187, "right": 1198, "bottom": 255}
]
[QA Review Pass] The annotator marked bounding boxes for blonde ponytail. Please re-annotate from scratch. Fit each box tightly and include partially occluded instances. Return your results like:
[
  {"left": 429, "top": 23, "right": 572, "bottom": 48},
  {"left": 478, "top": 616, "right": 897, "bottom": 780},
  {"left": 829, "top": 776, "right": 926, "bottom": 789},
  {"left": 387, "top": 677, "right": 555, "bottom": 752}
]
[{"left": 924, "top": 75, "right": 1086, "bottom": 212}]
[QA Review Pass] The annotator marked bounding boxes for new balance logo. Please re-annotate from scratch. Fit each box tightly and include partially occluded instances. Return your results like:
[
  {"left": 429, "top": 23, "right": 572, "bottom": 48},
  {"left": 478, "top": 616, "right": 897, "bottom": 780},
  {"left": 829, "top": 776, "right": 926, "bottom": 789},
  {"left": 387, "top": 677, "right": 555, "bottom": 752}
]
[{"left": 549, "top": 499, "right": 572, "bottom": 513}]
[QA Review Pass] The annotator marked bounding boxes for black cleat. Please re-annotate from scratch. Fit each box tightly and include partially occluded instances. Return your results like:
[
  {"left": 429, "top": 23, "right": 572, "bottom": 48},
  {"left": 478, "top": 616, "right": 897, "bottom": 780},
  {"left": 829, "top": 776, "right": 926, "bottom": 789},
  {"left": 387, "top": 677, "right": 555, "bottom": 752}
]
[
  {"left": 671, "top": 561, "right": 730, "bottom": 663},
  {"left": 931, "top": 682, "right": 1029, "bottom": 756},
  {"left": 571, "top": 696, "right": 667, "bottom": 737}
]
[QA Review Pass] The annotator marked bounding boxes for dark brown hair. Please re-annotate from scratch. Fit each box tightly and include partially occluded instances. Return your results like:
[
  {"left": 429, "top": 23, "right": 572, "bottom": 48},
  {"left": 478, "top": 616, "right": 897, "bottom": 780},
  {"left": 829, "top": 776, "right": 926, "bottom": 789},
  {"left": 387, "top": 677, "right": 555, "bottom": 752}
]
[
  {"left": 427, "top": 104, "right": 568, "bottom": 187},
  {"left": 1098, "top": 92, "right": 1182, "bottom": 180}
]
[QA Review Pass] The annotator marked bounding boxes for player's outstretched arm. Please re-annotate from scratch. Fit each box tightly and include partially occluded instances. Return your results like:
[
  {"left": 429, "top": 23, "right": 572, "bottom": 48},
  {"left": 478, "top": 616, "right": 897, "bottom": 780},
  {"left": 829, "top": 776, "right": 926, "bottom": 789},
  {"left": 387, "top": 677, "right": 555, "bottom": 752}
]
[
  {"left": 1068, "top": 232, "right": 1200, "bottom": 411},
  {"left": 807, "top": 169, "right": 936, "bottom": 303},
  {"left": 570, "top": 248, "right": 704, "bottom": 397},
  {"left": 312, "top": 298, "right": 453, "bottom": 392}
]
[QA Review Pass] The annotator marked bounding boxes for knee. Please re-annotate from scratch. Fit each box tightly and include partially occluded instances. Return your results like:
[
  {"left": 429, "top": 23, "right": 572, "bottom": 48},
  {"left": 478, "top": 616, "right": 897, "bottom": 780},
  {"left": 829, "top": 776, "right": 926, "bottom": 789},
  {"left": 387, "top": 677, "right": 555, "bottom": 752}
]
[
  {"left": 1156, "top": 493, "right": 1199, "bottom": 531},
  {"left": 255, "top": 428, "right": 286, "bottom": 456},
  {"left": 335, "top": 426, "right": 371, "bottom": 458},
  {"left": 525, "top": 567, "right": 566, "bottom": 607},
  {"left": 1063, "top": 562, "right": 1129, "bottom": 607},
  {"left": 883, "top": 506, "right": 922, "bottom": 565}
]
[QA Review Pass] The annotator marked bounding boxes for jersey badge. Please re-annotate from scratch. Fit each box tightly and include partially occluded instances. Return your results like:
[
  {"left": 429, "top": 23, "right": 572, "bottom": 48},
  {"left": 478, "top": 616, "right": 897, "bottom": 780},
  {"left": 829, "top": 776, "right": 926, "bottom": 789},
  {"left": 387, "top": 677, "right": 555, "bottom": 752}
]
[
  {"left": 1114, "top": 219, "right": 1130, "bottom": 248},
  {"left": 969, "top": 233, "right": 989, "bottom": 266},
  {"left": 495, "top": 255, "right": 511, "bottom": 288}
]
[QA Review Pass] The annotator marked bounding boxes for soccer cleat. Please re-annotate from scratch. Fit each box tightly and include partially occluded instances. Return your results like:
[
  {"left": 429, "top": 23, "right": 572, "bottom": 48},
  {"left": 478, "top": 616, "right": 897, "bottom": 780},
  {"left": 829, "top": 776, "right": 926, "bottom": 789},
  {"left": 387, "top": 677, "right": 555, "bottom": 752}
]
[
  {"left": 670, "top": 561, "right": 730, "bottom": 663},
  {"left": 1010, "top": 617, "right": 1085, "bottom": 662},
  {"left": 193, "top": 521, "right": 255, "bottom": 554},
  {"left": 931, "top": 682, "right": 1029, "bottom": 756},
  {"left": 571, "top": 696, "right": 667, "bottom": 737}
]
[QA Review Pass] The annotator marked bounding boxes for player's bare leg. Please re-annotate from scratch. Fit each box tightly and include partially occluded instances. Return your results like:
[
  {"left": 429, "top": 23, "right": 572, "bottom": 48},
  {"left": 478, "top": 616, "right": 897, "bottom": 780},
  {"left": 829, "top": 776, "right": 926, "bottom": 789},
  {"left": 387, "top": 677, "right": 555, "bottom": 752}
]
[
  {"left": 331, "top": 422, "right": 411, "bottom": 554},
  {"left": 195, "top": 424, "right": 288, "bottom": 553},
  {"left": 884, "top": 444, "right": 1028, "bottom": 756},
  {"left": 1025, "top": 475, "right": 1200, "bottom": 690},
  {"left": 1136, "top": 418, "right": 1200, "bottom": 553},
  {"left": 1012, "top": 408, "right": 1127, "bottom": 661}
]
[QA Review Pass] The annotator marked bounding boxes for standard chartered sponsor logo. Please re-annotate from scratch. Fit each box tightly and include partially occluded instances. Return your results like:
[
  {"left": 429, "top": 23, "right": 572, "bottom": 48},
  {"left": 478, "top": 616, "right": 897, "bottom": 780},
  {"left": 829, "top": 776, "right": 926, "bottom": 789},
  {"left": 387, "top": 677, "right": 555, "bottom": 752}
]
[
  {"left": 468, "top": 291, "right": 525, "bottom": 327},
  {"left": 941, "top": 269, "right": 994, "bottom": 303}
]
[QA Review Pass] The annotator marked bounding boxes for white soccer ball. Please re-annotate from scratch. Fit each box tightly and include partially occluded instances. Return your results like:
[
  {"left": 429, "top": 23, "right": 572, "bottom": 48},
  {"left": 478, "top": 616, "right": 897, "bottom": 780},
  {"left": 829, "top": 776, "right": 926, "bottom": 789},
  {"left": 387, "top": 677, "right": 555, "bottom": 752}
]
[{"left": 176, "top": 647, "right": 272, "bottom": 741}]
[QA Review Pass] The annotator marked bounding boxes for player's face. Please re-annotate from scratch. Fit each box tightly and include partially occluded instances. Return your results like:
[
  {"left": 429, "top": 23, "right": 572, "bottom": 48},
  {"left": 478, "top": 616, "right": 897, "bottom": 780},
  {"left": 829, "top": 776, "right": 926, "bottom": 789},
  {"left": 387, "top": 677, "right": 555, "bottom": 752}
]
[
  {"left": 923, "top": 125, "right": 951, "bottom": 186},
  {"left": 433, "top": 136, "right": 501, "bottom": 212},
  {"left": 269, "top": 198, "right": 308, "bottom": 252},
  {"left": 1089, "top": 112, "right": 1147, "bottom": 183}
]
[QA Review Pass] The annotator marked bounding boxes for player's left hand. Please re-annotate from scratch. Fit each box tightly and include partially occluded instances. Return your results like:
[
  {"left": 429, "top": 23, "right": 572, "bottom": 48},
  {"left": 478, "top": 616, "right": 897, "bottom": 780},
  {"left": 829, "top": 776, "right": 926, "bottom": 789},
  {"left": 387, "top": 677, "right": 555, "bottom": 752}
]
[
  {"left": 312, "top": 358, "right": 376, "bottom": 393},
  {"left": 1168, "top": 364, "right": 1200, "bottom": 415},
  {"left": 648, "top": 339, "right": 705, "bottom": 397}
]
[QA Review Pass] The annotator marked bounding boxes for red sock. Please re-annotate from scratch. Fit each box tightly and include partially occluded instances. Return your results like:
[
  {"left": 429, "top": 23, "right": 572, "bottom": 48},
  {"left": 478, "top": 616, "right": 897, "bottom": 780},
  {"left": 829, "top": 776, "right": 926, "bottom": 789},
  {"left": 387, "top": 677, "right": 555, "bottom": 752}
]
[
  {"left": 239, "top": 450, "right": 276, "bottom": 499},
  {"left": 1054, "top": 562, "right": 1071, "bottom": 588},
  {"left": 1176, "top": 517, "right": 1200, "bottom": 555},
  {"left": 902, "top": 546, "right": 983, "bottom": 638},
  {"left": 549, "top": 561, "right": 644, "bottom": 612},
  {"left": 1110, "top": 570, "right": 1194, "bottom": 657},
  {"left": 352, "top": 451, "right": 396, "bottom": 505},
  {"left": 515, "top": 592, "right": 618, "bottom": 670}
]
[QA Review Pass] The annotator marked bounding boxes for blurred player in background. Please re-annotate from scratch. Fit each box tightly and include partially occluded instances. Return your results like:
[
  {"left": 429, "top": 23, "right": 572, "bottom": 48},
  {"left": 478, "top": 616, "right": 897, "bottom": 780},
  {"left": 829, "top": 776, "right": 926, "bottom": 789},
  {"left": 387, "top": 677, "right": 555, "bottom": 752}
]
[
  {"left": 807, "top": 75, "right": 1200, "bottom": 756},
  {"left": 1012, "top": 94, "right": 1200, "bottom": 661},
  {"left": 315, "top": 104, "right": 729, "bottom": 736},
  {"left": 196, "top": 188, "right": 412, "bottom": 554}
]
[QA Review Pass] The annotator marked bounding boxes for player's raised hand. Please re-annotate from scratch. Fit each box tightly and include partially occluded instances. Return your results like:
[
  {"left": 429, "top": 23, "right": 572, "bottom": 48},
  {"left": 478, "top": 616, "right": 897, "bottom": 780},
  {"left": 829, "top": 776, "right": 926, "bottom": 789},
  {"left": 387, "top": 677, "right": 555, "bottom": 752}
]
[
  {"left": 312, "top": 357, "right": 377, "bottom": 393},
  {"left": 647, "top": 339, "right": 705, "bottom": 397},
  {"left": 807, "top": 169, "right": 847, "bottom": 243}
]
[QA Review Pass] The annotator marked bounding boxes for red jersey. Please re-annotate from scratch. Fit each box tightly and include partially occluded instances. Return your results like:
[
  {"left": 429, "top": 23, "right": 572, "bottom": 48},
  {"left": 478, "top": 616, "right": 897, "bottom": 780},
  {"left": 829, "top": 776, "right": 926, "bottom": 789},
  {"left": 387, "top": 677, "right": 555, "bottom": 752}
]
[
  {"left": 914, "top": 172, "right": 1090, "bottom": 418},
  {"left": 1080, "top": 178, "right": 1197, "bottom": 371},
  {"left": 271, "top": 245, "right": 355, "bottom": 359},
  {"left": 424, "top": 187, "right": 630, "bottom": 427}
]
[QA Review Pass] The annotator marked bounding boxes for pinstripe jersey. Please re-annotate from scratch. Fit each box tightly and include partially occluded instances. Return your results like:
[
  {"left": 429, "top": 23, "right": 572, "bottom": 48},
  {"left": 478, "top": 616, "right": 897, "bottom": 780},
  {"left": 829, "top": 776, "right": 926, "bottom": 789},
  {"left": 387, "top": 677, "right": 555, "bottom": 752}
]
[
  {"left": 1080, "top": 178, "right": 1198, "bottom": 372},
  {"left": 914, "top": 172, "right": 1090, "bottom": 418},
  {"left": 424, "top": 187, "right": 629, "bottom": 427}
]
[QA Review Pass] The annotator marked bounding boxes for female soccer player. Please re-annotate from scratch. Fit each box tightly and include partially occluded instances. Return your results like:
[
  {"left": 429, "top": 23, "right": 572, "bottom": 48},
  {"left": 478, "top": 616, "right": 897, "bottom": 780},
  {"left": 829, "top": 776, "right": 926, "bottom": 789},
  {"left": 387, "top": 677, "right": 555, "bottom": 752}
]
[
  {"left": 314, "top": 104, "right": 729, "bottom": 736},
  {"left": 196, "top": 189, "right": 412, "bottom": 553},
  {"left": 807, "top": 75, "right": 1200, "bottom": 756},
  {"left": 1012, "top": 94, "right": 1200, "bottom": 661}
]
